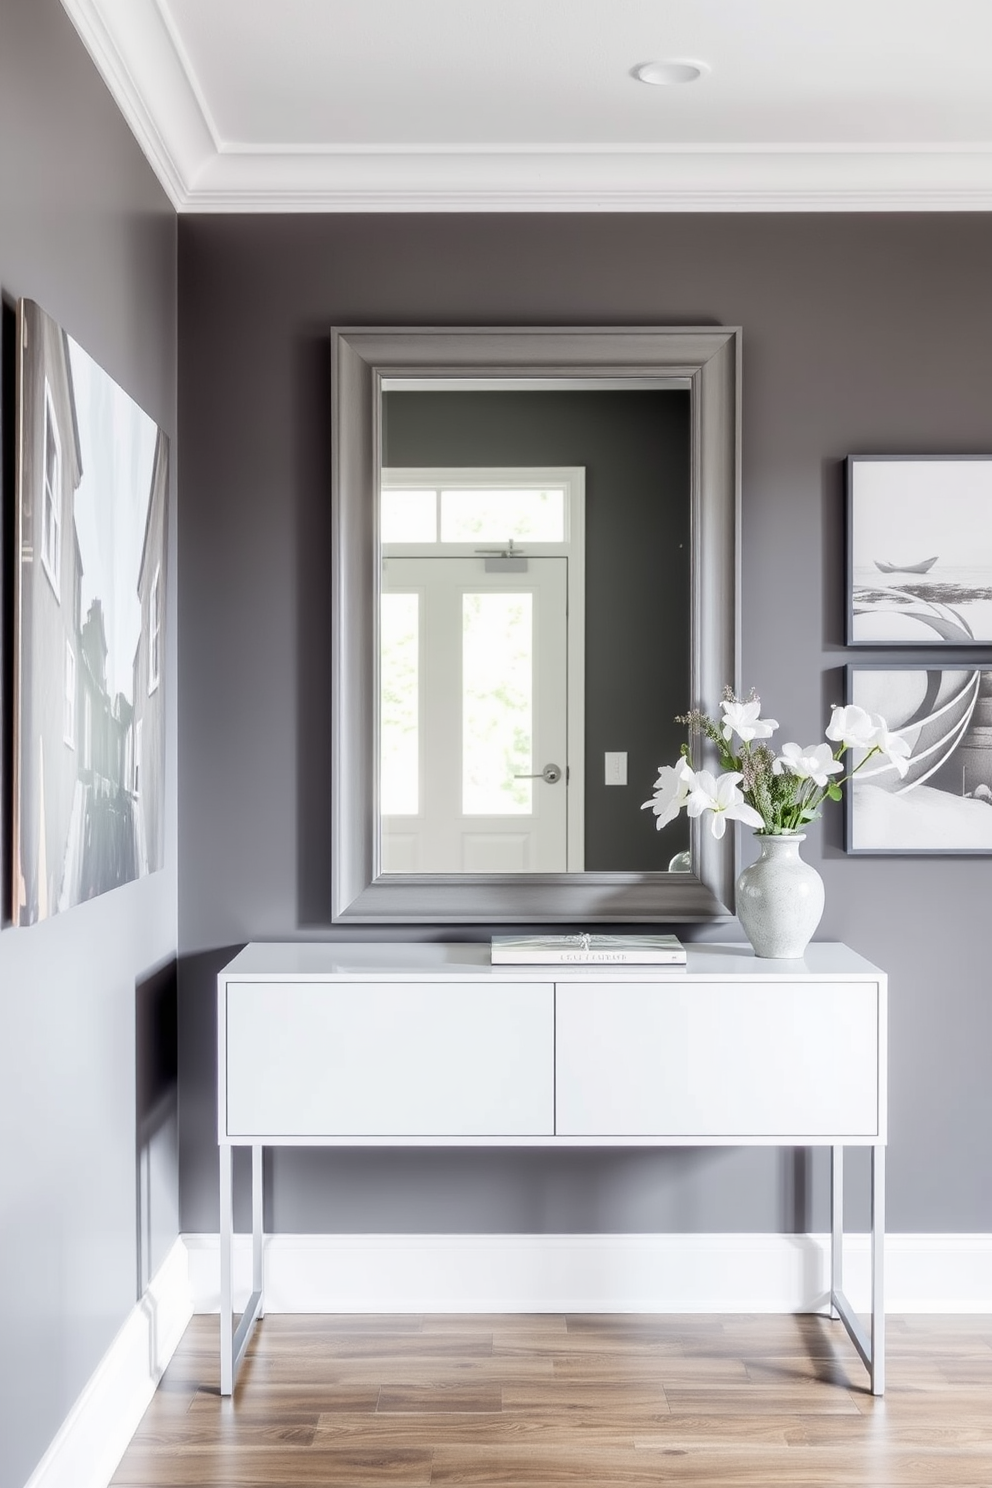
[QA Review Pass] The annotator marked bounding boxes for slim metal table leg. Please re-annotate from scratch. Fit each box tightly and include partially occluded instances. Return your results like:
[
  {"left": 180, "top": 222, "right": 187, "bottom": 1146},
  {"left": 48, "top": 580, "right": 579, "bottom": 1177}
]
[
  {"left": 217, "top": 1143, "right": 265, "bottom": 1393},
  {"left": 252, "top": 1145, "right": 264, "bottom": 1319},
  {"left": 830, "top": 1145, "right": 843, "bottom": 1319},
  {"left": 827, "top": 1142, "right": 884, "bottom": 1396},
  {"left": 219, "top": 1143, "right": 233, "bottom": 1396},
  {"left": 870, "top": 1143, "right": 885, "bottom": 1396}
]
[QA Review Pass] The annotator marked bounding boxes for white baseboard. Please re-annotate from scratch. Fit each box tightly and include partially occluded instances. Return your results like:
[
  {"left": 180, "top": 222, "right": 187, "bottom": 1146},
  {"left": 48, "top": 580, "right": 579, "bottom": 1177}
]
[
  {"left": 25, "top": 1238, "right": 192, "bottom": 1488},
  {"left": 183, "top": 1231, "right": 992, "bottom": 1316},
  {"left": 22, "top": 1230, "right": 992, "bottom": 1488}
]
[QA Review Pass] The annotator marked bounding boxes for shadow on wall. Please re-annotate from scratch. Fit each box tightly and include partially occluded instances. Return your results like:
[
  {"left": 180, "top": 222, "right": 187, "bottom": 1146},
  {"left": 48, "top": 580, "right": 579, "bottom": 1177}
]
[
  {"left": 179, "top": 948, "right": 243, "bottom": 1232},
  {"left": 136, "top": 958, "right": 178, "bottom": 1296}
]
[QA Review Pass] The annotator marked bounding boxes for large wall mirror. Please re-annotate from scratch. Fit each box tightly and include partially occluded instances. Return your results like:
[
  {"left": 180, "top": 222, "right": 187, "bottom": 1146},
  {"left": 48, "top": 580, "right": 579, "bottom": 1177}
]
[{"left": 331, "top": 327, "right": 740, "bottom": 923}]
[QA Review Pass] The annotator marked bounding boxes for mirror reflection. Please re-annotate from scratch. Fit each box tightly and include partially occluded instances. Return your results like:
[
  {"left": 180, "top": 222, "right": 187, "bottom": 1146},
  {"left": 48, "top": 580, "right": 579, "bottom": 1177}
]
[{"left": 379, "top": 383, "right": 691, "bottom": 875}]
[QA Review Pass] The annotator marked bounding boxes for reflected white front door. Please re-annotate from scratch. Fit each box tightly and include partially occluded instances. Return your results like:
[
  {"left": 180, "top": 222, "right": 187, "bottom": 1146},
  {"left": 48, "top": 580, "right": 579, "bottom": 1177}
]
[{"left": 381, "top": 557, "right": 568, "bottom": 872}]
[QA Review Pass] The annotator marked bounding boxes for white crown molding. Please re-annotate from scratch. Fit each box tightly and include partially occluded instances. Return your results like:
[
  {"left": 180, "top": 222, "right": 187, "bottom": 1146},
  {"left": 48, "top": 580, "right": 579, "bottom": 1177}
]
[
  {"left": 60, "top": 0, "right": 215, "bottom": 210},
  {"left": 61, "top": 0, "right": 992, "bottom": 212},
  {"left": 188, "top": 145, "right": 992, "bottom": 213},
  {"left": 185, "top": 1231, "right": 992, "bottom": 1315}
]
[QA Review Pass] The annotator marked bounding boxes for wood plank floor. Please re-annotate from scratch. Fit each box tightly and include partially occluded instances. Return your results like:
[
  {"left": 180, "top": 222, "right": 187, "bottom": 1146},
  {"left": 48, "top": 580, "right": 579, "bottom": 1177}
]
[{"left": 112, "top": 1313, "right": 992, "bottom": 1486}]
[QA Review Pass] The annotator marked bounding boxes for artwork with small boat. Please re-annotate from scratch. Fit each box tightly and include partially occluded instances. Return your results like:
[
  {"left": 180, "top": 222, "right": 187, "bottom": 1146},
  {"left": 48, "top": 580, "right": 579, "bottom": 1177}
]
[
  {"left": 846, "top": 665, "right": 992, "bottom": 853},
  {"left": 848, "top": 456, "right": 992, "bottom": 644}
]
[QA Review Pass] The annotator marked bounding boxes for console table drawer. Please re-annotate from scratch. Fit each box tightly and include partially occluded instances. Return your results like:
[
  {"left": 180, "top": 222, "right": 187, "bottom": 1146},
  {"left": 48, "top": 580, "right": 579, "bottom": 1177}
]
[
  {"left": 555, "top": 981, "right": 879, "bottom": 1138},
  {"left": 225, "top": 980, "right": 554, "bottom": 1138}
]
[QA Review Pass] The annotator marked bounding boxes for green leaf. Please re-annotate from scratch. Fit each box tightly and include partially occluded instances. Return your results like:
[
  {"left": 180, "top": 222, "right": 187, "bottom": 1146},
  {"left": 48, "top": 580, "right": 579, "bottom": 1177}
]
[{"left": 827, "top": 783, "right": 843, "bottom": 801}]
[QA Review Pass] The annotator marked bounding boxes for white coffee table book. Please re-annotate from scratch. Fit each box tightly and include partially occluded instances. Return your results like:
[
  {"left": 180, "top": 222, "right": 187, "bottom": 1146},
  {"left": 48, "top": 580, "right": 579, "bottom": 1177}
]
[
  {"left": 490, "top": 932, "right": 687, "bottom": 964},
  {"left": 217, "top": 940, "right": 886, "bottom": 1395}
]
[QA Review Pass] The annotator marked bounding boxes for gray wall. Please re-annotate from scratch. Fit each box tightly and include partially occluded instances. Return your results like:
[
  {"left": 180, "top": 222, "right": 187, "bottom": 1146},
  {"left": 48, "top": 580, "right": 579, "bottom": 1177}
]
[
  {"left": 178, "top": 212, "right": 992, "bottom": 1242},
  {"left": 0, "top": 6, "right": 177, "bottom": 1486},
  {"left": 382, "top": 387, "right": 691, "bottom": 869}
]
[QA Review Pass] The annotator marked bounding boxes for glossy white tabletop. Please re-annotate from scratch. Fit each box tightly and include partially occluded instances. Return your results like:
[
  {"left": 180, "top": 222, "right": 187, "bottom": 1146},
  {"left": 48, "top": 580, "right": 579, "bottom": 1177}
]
[{"left": 221, "top": 941, "right": 883, "bottom": 982}]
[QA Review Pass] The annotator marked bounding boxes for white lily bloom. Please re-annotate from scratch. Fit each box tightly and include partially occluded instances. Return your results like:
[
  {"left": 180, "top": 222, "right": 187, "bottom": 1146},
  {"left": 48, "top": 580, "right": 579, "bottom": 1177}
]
[
  {"left": 773, "top": 742, "right": 844, "bottom": 788},
  {"left": 825, "top": 703, "right": 877, "bottom": 750},
  {"left": 685, "top": 770, "right": 765, "bottom": 839},
  {"left": 640, "top": 757, "right": 695, "bottom": 830},
  {"left": 720, "top": 698, "right": 779, "bottom": 744},
  {"left": 869, "top": 714, "right": 912, "bottom": 778}
]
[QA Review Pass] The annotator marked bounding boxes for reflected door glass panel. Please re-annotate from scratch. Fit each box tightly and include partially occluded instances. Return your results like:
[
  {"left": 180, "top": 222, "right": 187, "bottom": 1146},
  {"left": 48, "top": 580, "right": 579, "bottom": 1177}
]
[
  {"left": 381, "top": 558, "right": 568, "bottom": 872},
  {"left": 381, "top": 489, "right": 438, "bottom": 543},
  {"left": 440, "top": 489, "right": 565, "bottom": 543},
  {"left": 380, "top": 592, "right": 419, "bottom": 815},
  {"left": 462, "top": 593, "right": 533, "bottom": 815}
]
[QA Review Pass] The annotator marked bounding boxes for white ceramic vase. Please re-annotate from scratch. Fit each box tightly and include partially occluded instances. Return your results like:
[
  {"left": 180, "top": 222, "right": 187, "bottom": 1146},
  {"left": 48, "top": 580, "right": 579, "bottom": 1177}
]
[{"left": 736, "top": 832, "right": 824, "bottom": 959}]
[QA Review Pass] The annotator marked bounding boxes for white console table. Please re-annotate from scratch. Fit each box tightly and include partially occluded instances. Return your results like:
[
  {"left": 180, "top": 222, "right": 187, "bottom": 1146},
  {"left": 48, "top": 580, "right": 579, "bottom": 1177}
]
[{"left": 217, "top": 941, "right": 887, "bottom": 1395}]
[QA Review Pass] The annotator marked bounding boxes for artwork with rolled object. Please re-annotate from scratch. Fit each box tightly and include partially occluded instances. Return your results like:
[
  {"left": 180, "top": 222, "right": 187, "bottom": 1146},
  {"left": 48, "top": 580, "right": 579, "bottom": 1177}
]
[
  {"left": 846, "top": 666, "right": 992, "bottom": 854},
  {"left": 854, "top": 669, "right": 980, "bottom": 793}
]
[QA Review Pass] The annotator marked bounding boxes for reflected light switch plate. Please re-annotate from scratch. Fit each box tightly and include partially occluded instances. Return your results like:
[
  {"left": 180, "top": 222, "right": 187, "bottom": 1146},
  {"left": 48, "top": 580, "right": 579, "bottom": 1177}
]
[{"left": 604, "top": 752, "right": 627, "bottom": 786}]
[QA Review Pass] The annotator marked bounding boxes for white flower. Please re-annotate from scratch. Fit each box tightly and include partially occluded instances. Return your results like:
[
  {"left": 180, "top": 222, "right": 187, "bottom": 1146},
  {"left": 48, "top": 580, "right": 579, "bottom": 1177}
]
[
  {"left": 720, "top": 698, "right": 779, "bottom": 744},
  {"left": 773, "top": 742, "right": 844, "bottom": 788},
  {"left": 869, "top": 714, "right": 912, "bottom": 779},
  {"left": 685, "top": 770, "right": 765, "bottom": 839},
  {"left": 640, "top": 757, "right": 695, "bottom": 830},
  {"left": 825, "top": 704, "right": 877, "bottom": 751}
]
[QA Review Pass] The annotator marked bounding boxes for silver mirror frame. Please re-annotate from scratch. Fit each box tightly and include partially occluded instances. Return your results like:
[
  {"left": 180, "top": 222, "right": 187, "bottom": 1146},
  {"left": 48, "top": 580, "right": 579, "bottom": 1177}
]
[{"left": 331, "top": 326, "right": 741, "bottom": 924}]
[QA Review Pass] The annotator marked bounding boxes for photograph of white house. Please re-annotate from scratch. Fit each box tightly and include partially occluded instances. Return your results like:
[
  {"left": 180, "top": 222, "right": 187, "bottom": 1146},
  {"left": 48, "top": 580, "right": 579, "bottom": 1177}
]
[
  {"left": 2, "top": 4, "right": 992, "bottom": 1487},
  {"left": 14, "top": 299, "right": 169, "bottom": 924}
]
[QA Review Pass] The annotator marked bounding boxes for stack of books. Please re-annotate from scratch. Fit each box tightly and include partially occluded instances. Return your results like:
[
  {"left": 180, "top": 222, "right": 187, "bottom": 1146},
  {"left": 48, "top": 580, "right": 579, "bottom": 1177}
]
[{"left": 490, "top": 933, "right": 686, "bottom": 967}]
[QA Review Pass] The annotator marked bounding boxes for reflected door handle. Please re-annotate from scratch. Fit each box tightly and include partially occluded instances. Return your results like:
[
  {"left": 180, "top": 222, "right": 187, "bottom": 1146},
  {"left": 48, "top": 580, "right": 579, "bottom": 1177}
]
[{"left": 514, "top": 763, "right": 563, "bottom": 785}]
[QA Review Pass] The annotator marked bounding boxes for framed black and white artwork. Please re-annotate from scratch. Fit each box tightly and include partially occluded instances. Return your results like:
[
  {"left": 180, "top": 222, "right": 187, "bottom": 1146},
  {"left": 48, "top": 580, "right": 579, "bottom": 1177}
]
[
  {"left": 847, "top": 455, "right": 992, "bottom": 645},
  {"left": 845, "top": 664, "right": 992, "bottom": 855},
  {"left": 13, "top": 299, "right": 169, "bottom": 925}
]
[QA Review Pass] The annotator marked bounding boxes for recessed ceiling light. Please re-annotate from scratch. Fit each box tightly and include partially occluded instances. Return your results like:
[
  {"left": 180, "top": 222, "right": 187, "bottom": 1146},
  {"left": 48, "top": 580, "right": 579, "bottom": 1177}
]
[{"left": 634, "top": 59, "right": 709, "bottom": 86}]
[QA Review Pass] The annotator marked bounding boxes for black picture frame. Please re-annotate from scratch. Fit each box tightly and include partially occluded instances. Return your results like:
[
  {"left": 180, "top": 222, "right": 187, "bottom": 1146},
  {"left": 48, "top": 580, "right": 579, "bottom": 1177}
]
[{"left": 846, "top": 454, "right": 992, "bottom": 647}]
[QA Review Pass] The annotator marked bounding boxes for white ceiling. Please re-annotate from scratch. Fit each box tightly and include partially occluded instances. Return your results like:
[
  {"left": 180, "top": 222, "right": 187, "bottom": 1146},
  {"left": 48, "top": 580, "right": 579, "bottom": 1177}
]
[{"left": 63, "top": 0, "right": 992, "bottom": 211}]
